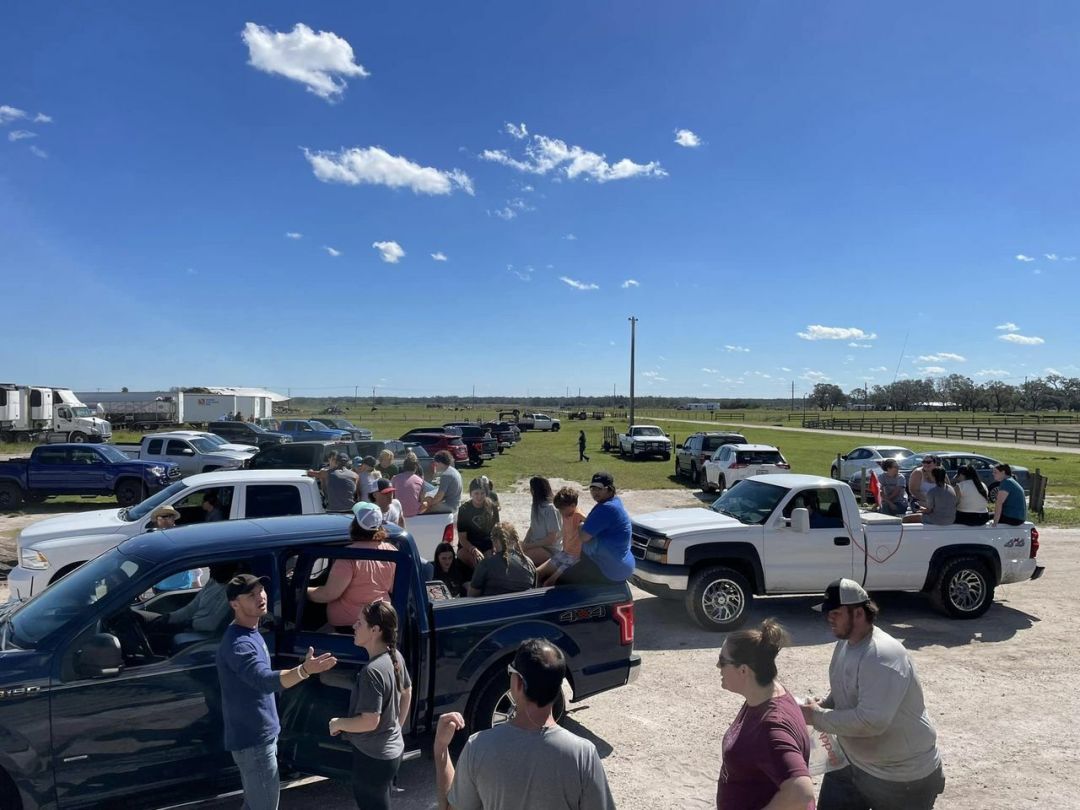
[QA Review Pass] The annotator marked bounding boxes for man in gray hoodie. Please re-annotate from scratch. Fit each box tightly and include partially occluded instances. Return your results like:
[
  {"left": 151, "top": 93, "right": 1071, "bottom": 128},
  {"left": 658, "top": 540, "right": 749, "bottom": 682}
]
[{"left": 802, "top": 578, "right": 945, "bottom": 809}]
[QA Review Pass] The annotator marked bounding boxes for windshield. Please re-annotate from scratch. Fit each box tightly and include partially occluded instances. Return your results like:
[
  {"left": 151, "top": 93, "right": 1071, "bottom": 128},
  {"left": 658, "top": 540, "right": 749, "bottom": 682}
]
[
  {"left": 736, "top": 450, "right": 786, "bottom": 465},
  {"left": 70, "top": 406, "right": 94, "bottom": 418},
  {"left": 710, "top": 480, "right": 788, "bottom": 525},
  {"left": 188, "top": 437, "right": 219, "bottom": 453},
  {"left": 878, "top": 448, "right": 913, "bottom": 458},
  {"left": 248, "top": 422, "right": 268, "bottom": 433},
  {"left": 125, "top": 480, "right": 189, "bottom": 521},
  {"left": 96, "top": 444, "right": 131, "bottom": 463},
  {"left": 633, "top": 427, "right": 664, "bottom": 436},
  {"left": 7, "top": 550, "right": 148, "bottom": 647},
  {"left": 705, "top": 436, "right": 744, "bottom": 451}
]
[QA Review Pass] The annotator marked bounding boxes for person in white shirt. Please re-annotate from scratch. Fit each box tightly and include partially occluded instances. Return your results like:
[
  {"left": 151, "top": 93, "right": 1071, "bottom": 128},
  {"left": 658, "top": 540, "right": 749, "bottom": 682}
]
[
  {"left": 953, "top": 465, "right": 991, "bottom": 526},
  {"left": 373, "top": 479, "right": 405, "bottom": 528}
]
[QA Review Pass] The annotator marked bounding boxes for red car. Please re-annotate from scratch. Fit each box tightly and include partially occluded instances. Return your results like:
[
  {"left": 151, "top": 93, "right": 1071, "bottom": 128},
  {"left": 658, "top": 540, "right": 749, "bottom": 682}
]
[{"left": 399, "top": 431, "right": 469, "bottom": 465}]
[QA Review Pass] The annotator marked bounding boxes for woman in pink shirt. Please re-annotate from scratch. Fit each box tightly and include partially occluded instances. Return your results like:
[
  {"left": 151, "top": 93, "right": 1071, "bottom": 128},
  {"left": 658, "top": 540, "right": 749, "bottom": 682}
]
[
  {"left": 390, "top": 455, "right": 425, "bottom": 518},
  {"left": 307, "top": 502, "right": 396, "bottom": 631}
]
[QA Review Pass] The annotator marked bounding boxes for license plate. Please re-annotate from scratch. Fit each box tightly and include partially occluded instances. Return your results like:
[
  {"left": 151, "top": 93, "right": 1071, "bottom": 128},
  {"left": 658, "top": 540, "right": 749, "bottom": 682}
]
[{"left": 757, "top": 468, "right": 769, "bottom": 475}]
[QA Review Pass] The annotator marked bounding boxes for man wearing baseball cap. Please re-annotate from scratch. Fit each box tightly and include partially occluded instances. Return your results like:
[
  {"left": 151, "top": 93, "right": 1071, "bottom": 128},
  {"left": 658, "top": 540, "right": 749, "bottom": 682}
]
[
  {"left": 306, "top": 451, "right": 358, "bottom": 512},
  {"left": 149, "top": 506, "right": 202, "bottom": 591},
  {"left": 374, "top": 478, "right": 404, "bottom": 528},
  {"left": 216, "top": 574, "right": 337, "bottom": 809},
  {"left": 559, "top": 472, "right": 635, "bottom": 586},
  {"left": 802, "top": 578, "right": 944, "bottom": 809}
]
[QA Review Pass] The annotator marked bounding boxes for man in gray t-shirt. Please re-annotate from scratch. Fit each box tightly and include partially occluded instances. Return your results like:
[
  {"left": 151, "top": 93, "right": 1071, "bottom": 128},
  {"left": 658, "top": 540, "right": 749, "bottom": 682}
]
[
  {"left": 435, "top": 639, "right": 614, "bottom": 810},
  {"left": 424, "top": 451, "right": 462, "bottom": 515},
  {"left": 308, "top": 452, "right": 358, "bottom": 512}
]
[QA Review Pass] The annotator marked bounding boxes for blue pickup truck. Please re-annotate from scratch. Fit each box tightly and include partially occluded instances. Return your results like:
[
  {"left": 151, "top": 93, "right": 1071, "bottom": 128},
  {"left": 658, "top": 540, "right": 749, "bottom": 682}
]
[
  {"left": 0, "top": 513, "right": 639, "bottom": 808},
  {"left": 0, "top": 444, "right": 181, "bottom": 511},
  {"left": 276, "top": 419, "right": 351, "bottom": 442}
]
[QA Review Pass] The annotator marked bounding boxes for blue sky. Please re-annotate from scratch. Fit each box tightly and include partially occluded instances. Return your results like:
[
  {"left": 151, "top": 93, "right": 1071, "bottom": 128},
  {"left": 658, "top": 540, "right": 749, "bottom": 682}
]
[{"left": 2, "top": 2, "right": 1078, "bottom": 399}]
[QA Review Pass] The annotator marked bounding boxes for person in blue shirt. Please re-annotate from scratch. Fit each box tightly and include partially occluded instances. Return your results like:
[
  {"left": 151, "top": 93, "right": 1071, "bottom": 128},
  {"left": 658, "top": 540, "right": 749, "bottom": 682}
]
[
  {"left": 149, "top": 505, "right": 201, "bottom": 592},
  {"left": 216, "top": 574, "right": 338, "bottom": 810},
  {"left": 992, "top": 464, "right": 1028, "bottom": 526},
  {"left": 559, "top": 471, "right": 635, "bottom": 586}
]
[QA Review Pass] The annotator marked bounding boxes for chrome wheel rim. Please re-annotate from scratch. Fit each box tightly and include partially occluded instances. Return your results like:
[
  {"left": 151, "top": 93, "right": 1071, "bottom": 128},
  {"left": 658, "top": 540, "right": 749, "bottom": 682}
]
[
  {"left": 701, "top": 579, "right": 744, "bottom": 624},
  {"left": 491, "top": 691, "right": 516, "bottom": 727},
  {"left": 948, "top": 570, "right": 985, "bottom": 611}
]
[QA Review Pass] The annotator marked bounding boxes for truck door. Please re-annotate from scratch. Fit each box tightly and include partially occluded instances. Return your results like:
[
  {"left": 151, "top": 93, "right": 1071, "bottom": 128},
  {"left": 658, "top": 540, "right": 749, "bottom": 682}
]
[
  {"left": 67, "top": 446, "right": 110, "bottom": 491},
  {"left": 164, "top": 438, "right": 198, "bottom": 475},
  {"left": 765, "top": 488, "right": 855, "bottom": 592},
  {"left": 28, "top": 446, "right": 73, "bottom": 493},
  {"left": 276, "top": 544, "right": 419, "bottom": 781}
]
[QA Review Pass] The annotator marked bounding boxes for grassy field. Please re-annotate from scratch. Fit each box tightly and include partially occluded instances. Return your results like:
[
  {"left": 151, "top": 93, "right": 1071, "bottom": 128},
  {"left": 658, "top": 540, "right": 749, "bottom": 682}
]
[{"left": 2, "top": 405, "right": 1076, "bottom": 525}]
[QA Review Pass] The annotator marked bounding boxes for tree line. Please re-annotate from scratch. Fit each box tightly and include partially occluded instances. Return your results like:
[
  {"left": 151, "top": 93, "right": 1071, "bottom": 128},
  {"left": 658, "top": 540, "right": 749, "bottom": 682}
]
[{"left": 808, "top": 374, "right": 1080, "bottom": 412}]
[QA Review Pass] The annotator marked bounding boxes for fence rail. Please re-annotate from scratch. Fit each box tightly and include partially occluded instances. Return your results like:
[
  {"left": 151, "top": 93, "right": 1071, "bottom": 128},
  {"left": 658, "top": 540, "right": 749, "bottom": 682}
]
[
  {"left": 815, "top": 412, "right": 1080, "bottom": 426},
  {"left": 802, "top": 418, "right": 1080, "bottom": 447}
]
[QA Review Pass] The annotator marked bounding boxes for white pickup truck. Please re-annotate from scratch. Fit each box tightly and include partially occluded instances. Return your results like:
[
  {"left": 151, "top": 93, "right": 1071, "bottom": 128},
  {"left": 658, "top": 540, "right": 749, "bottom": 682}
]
[
  {"left": 7, "top": 470, "right": 454, "bottom": 599},
  {"left": 630, "top": 474, "right": 1043, "bottom": 630},
  {"left": 114, "top": 432, "right": 250, "bottom": 476},
  {"left": 618, "top": 425, "right": 673, "bottom": 460}
]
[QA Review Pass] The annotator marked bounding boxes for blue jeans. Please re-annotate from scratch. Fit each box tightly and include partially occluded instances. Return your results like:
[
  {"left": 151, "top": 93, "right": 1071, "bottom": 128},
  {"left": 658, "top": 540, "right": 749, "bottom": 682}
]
[
  {"left": 819, "top": 763, "right": 945, "bottom": 810},
  {"left": 231, "top": 740, "right": 280, "bottom": 810}
]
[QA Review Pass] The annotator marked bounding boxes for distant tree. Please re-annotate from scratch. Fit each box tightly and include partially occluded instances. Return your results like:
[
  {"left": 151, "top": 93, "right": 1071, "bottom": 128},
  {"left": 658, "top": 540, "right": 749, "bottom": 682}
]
[
  {"left": 121, "top": 386, "right": 129, "bottom": 393},
  {"left": 981, "top": 381, "right": 1018, "bottom": 413},
  {"left": 809, "top": 383, "right": 847, "bottom": 411}
]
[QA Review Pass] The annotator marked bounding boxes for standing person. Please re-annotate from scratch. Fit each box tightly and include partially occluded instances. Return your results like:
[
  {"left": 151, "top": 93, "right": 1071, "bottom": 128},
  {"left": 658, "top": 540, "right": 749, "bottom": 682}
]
[
  {"left": 455, "top": 477, "right": 500, "bottom": 568},
  {"left": 216, "top": 575, "right": 338, "bottom": 810},
  {"left": 375, "top": 449, "right": 399, "bottom": 480},
  {"left": 391, "top": 456, "right": 425, "bottom": 518},
  {"left": 578, "top": 430, "right": 589, "bottom": 462},
  {"left": 559, "top": 472, "right": 635, "bottom": 586},
  {"left": 992, "top": 463, "right": 1027, "bottom": 526},
  {"left": 953, "top": 465, "right": 991, "bottom": 526},
  {"left": 536, "top": 487, "right": 585, "bottom": 587},
  {"left": 422, "top": 451, "right": 462, "bottom": 515},
  {"left": 802, "top": 579, "right": 944, "bottom": 809},
  {"left": 467, "top": 522, "right": 536, "bottom": 597},
  {"left": 877, "top": 460, "right": 908, "bottom": 517},
  {"left": 716, "top": 619, "right": 814, "bottom": 810},
  {"left": 308, "top": 451, "right": 359, "bottom": 512},
  {"left": 329, "top": 601, "right": 412, "bottom": 810},
  {"left": 355, "top": 456, "right": 381, "bottom": 503},
  {"left": 373, "top": 479, "right": 405, "bottom": 528},
  {"left": 522, "top": 476, "right": 563, "bottom": 566},
  {"left": 434, "top": 639, "right": 615, "bottom": 810}
]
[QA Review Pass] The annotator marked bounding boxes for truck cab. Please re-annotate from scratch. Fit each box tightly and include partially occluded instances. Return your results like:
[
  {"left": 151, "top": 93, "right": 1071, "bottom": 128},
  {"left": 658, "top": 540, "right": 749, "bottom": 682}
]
[{"left": 138, "top": 433, "right": 249, "bottom": 476}]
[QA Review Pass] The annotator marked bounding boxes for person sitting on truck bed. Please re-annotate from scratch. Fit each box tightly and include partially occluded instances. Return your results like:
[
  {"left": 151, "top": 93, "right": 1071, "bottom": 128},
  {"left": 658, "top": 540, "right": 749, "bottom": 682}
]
[
  {"left": 432, "top": 542, "right": 471, "bottom": 597},
  {"left": 422, "top": 451, "right": 462, "bottom": 515},
  {"left": 456, "top": 477, "right": 501, "bottom": 567},
  {"left": 308, "top": 451, "right": 358, "bottom": 512},
  {"left": 902, "top": 468, "right": 957, "bottom": 526},
  {"left": 307, "top": 502, "right": 397, "bottom": 632},
  {"left": 468, "top": 522, "right": 536, "bottom": 597},
  {"left": 558, "top": 472, "right": 635, "bottom": 586}
]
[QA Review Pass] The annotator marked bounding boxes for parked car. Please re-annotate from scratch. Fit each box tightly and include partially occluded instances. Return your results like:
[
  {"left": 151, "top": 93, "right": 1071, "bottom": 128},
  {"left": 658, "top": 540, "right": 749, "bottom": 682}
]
[
  {"left": 208, "top": 420, "right": 291, "bottom": 448},
  {"left": 518, "top": 412, "right": 561, "bottom": 432},
  {"left": 617, "top": 425, "right": 673, "bottom": 460},
  {"left": 0, "top": 443, "right": 181, "bottom": 510},
  {"left": 444, "top": 424, "right": 498, "bottom": 467},
  {"left": 482, "top": 421, "right": 520, "bottom": 451},
  {"left": 630, "top": 474, "right": 1043, "bottom": 630},
  {"left": 399, "top": 431, "right": 470, "bottom": 465},
  {"left": 166, "top": 430, "right": 259, "bottom": 456},
  {"left": 276, "top": 419, "right": 351, "bottom": 442},
  {"left": 674, "top": 431, "right": 748, "bottom": 486},
  {"left": 702, "top": 444, "right": 790, "bottom": 492},
  {"left": 314, "top": 417, "right": 373, "bottom": 440},
  {"left": 352, "top": 439, "right": 437, "bottom": 480},
  {"left": 830, "top": 445, "right": 914, "bottom": 480},
  {"left": 115, "top": 432, "right": 249, "bottom": 477},
  {"left": 248, "top": 440, "right": 358, "bottom": 472},
  {"left": 0, "top": 515, "right": 639, "bottom": 809}
]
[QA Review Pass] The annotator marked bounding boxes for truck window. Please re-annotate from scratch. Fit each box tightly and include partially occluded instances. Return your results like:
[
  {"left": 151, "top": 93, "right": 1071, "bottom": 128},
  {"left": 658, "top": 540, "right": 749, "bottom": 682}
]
[
  {"left": 783, "top": 489, "right": 844, "bottom": 528},
  {"left": 34, "top": 447, "right": 69, "bottom": 465},
  {"left": 166, "top": 439, "right": 191, "bottom": 455},
  {"left": 71, "top": 447, "right": 103, "bottom": 465},
  {"left": 709, "top": 479, "right": 787, "bottom": 525},
  {"left": 147, "top": 438, "right": 163, "bottom": 455},
  {"left": 246, "top": 484, "right": 303, "bottom": 518},
  {"left": 173, "top": 486, "right": 235, "bottom": 524}
]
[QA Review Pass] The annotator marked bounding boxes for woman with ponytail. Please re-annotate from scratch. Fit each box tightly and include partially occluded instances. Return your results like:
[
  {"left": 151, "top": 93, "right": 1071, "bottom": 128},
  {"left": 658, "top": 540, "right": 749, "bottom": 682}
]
[
  {"left": 467, "top": 522, "right": 536, "bottom": 597},
  {"left": 715, "top": 618, "right": 815, "bottom": 810},
  {"left": 329, "top": 600, "right": 412, "bottom": 810}
]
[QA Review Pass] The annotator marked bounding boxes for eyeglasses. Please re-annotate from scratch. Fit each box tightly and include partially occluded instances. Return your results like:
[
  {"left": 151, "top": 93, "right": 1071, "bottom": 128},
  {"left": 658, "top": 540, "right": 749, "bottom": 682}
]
[
  {"left": 716, "top": 655, "right": 739, "bottom": 669},
  {"left": 507, "top": 663, "right": 527, "bottom": 691}
]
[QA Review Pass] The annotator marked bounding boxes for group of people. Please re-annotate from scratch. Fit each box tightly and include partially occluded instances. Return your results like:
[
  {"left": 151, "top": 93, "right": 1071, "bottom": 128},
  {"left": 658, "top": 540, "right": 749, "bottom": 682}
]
[
  {"left": 307, "top": 447, "right": 437, "bottom": 520},
  {"left": 873, "top": 457, "right": 1028, "bottom": 527}
]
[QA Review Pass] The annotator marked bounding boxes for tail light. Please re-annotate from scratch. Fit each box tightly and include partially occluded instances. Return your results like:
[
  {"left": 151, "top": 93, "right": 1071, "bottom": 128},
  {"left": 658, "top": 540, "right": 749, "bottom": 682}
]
[
  {"left": 613, "top": 601, "right": 634, "bottom": 646},
  {"left": 1030, "top": 527, "right": 1039, "bottom": 559},
  {"left": 729, "top": 462, "right": 747, "bottom": 469},
  {"left": 776, "top": 463, "right": 791, "bottom": 469},
  {"left": 442, "top": 522, "right": 455, "bottom": 544}
]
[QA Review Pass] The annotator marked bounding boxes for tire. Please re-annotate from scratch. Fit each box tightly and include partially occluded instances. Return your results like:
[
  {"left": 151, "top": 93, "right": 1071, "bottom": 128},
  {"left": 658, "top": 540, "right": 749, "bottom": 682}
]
[
  {"left": 661, "top": 453, "right": 670, "bottom": 461},
  {"left": 15, "top": 431, "right": 31, "bottom": 443},
  {"left": 830, "top": 466, "right": 839, "bottom": 479},
  {"left": 675, "top": 458, "right": 683, "bottom": 479},
  {"left": 69, "top": 431, "right": 88, "bottom": 443},
  {"left": 468, "top": 664, "right": 566, "bottom": 732},
  {"left": 717, "top": 475, "right": 727, "bottom": 493},
  {"left": 699, "top": 466, "right": 712, "bottom": 492},
  {"left": 552, "top": 424, "right": 560, "bottom": 432},
  {"left": 931, "top": 556, "right": 995, "bottom": 619},
  {"left": 0, "top": 483, "right": 25, "bottom": 511},
  {"left": 115, "top": 480, "right": 146, "bottom": 508},
  {"left": 685, "top": 566, "right": 753, "bottom": 631}
]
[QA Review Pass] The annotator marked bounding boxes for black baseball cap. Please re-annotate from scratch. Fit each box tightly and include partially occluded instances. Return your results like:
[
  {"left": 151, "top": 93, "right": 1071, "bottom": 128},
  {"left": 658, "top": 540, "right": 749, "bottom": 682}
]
[
  {"left": 589, "top": 471, "right": 615, "bottom": 489},
  {"left": 226, "top": 573, "right": 269, "bottom": 601}
]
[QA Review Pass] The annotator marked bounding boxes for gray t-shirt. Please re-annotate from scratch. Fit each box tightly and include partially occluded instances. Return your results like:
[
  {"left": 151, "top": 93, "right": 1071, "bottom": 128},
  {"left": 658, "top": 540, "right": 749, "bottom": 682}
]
[
  {"left": 924, "top": 486, "right": 957, "bottom": 526},
  {"left": 524, "top": 502, "right": 563, "bottom": 552},
  {"left": 435, "top": 465, "right": 463, "bottom": 511},
  {"left": 346, "top": 648, "right": 412, "bottom": 760},
  {"left": 470, "top": 552, "right": 536, "bottom": 596},
  {"left": 166, "top": 579, "right": 230, "bottom": 634},
  {"left": 448, "top": 723, "right": 614, "bottom": 810},
  {"left": 813, "top": 626, "right": 940, "bottom": 782},
  {"left": 326, "top": 468, "right": 359, "bottom": 512}
]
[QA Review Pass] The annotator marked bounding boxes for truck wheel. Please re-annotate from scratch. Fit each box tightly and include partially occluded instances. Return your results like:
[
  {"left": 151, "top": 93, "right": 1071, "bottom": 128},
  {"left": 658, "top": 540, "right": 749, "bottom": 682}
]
[
  {"left": 69, "top": 431, "right": 88, "bottom": 443},
  {"left": 931, "top": 557, "right": 995, "bottom": 619},
  {"left": 469, "top": 665, "right": 566, "bottom": 732},
  {"left": 15, "top": 431, "right": 31, "bottom": 443},
  {"left": 552, "top": 423, "right": 560, "bottom": 432},
  {"left": 115, "top": 480, "right": 146, "bottom": 507},
  {"left": 699, "top": 466, "right": 712, "bottom": 492},
  {"left": 675, "top": 458, "right": 683, "bottom": 479},
  {"left": 717, "top": 475, "right": 727, "bottom": 493},
  {"left": 686, "top": 566, "right": 752, "bottom": 631},
  {"left": 661, "top": 452, "right": 670, "bottom": 461},
  {"left": 0, "top": 483, "right": 25, "bottom": 511}
]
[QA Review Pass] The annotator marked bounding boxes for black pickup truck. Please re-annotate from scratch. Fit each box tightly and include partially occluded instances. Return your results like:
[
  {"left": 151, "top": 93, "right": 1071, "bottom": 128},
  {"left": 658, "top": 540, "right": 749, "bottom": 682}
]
[
  {"left": 444, "top": 423, "right": 499, "bottom": 466},
  {"left": 0, "top": 514, "right": 639, "bottom": 809}
]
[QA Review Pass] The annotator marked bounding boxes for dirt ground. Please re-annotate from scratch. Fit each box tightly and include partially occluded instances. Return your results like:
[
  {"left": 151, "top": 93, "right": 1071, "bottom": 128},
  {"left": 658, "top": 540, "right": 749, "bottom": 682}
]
[{"left": 2, "top": 488, "right": 1076, "bottom": 810}]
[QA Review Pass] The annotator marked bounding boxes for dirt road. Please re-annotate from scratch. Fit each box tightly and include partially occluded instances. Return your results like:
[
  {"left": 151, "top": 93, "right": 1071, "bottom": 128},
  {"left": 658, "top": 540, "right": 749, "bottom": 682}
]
[{"left": 2, "top": 492, "right": 1074, "bottom": 809}]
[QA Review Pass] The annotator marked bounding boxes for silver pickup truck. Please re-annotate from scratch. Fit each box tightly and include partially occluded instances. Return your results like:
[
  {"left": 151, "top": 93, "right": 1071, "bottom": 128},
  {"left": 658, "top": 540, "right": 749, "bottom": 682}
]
[{"left": 116, "top": 432, "right": 249, "bottom": 476}]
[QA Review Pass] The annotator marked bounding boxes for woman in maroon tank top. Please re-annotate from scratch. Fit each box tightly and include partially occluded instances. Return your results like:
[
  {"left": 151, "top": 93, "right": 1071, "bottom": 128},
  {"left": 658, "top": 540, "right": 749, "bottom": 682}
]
[{"left": 716, "top": 619, "right": 816, "bottom": 810}]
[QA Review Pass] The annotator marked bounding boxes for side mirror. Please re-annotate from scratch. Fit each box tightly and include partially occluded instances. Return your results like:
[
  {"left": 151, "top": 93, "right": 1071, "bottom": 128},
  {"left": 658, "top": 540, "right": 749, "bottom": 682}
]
[
  {"left": 840, "top": 454, "right": 848, "bottom": 461},
  {"left": 75, "top": 633, "right": 124, "bottom": 678},
  {"left": 790, "top": 508, "right": 810, "bottom": 534},
  {"left": 180, "top": 448, "right": 195, "bottom": 456}
]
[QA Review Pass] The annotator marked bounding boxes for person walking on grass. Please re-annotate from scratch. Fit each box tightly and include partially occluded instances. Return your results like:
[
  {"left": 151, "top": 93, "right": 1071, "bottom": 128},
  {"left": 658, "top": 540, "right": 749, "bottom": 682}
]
[{"left": 578, "top": 430, "right": 589, "bottom": 462}]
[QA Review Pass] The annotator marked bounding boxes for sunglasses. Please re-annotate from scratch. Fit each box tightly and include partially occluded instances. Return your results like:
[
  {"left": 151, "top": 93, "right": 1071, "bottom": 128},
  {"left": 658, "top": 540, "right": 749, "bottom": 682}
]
[
  {"left": 507, "top": 663, "right": 527, "bottom": 691},
  {"left": 716, "top": 655, "right": 739, "bottom": 669}
]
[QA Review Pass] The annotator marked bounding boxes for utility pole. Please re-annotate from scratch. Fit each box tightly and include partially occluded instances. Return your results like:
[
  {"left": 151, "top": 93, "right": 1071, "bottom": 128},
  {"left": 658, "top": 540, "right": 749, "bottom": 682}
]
[
  {"left": 791, "top": 380, "right": 795, "bottom": 412},
  {"left": 354, "top": 385, "right": 358, "bottom": 405},
  {"left": 628, "top": 316, "right": 638, "bottom": 428}
]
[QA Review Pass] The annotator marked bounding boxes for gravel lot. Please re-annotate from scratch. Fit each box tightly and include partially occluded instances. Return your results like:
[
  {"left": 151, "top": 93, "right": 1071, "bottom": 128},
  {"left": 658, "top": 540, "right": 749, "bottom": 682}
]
[{"left": 1, "top": 486, "right": 1074, "bottom": 809}]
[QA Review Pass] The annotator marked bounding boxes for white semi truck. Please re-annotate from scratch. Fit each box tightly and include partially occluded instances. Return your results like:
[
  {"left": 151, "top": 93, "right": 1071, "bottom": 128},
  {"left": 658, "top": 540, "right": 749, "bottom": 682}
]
[{"left": 0, "top": 384, "right": 113, "bottom": 444}]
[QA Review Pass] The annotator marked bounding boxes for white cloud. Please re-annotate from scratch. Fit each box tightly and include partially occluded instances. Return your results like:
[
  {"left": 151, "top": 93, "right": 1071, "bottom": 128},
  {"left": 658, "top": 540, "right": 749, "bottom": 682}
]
[
  {"left": 724, "top": 345, "right": 750, "bottom": 353},
  {"left": 1015, "top": 254, "right": 1035, "bottom": 262},
  {"left": 28, "top": 145, "right": 47, "bottom": 159},
  {"left": 848, "top": 342, "right": 873, "bottom": 348},
  {"left": 642, "top": 370, "right": 667, "bottom": 382},
  {"left": 7, "top": 130, "right": 35, "bottom": 142},
  {"left": 975, "top": 368, "right": 1010, "bottom": 378},
  {"left": 801, "top": 370, "right": 830, "bottom": 383},
  {"left": 33, "top": 113, "right": 52, "bottom": 124},
  {"left": 490, "top": 197, "right": 533, "bottom": 220},
  {"left": 780, "top": 367, "right": 792, "bottom": 372},
  {"left": 504, "top": 122, "right": 528, "bottom": 140},
  {"left": 674, "top": 129, "right": 701, "bottom": 148},
  {"left": 304, "top": 146, "right": 474, "bottom": 196},
  {"left": 563, "top": 233, "right": 577, "bottom": 241},
  {"left": 916, "top": 353, "right": 966, "bottom": 363},
  {"left": 995, "top": 322, "right": 1020, "bottom": 332},
  {"left": 431, "top": 252, "right": 448, "bottom": 262},
  {"left": 559, "top": 276, "right": 599, "bottom": 291},
  {"left": 701, "top": 367, "right": 719, "bottom": 374},
  {"left": 869, "top": 366, "right": 888, "bottom": 372},
  {"left": 1045, "top": 253, "right": 1059, "bottom": 261},
  {"left": 1045, "top": 367, "right": 1063, "bottom": 376},
  {"left": 482, "top": 127, "right": 666, "bottom": 183},
  {"left": 919, "top": 366, "right": 946, "bottom": 374},
  {"left": 324, "top": 246, "right": 342, "bottom": 257},
  {"left": 621, "top": 279, "right": 639, "bottom": 288},
  {"left": 797, "top": 325, "right": 877, "bottom": 341},
  {"left": 1064, "top": 256, "right": 1077, "bottom": 262},
  {"left": 285, "top": 232, "right": 303, "bottom": 240},
  {"left": 509, "top": 265, "right": 532, "bottom": 282},
  {"left": 491, "top": 206, "right": 517, "bottom": 221},
  {"left": 241, "top": 22, "right": 369, "bottom": 101},
  {"left": 372, "top": 240, "right": 404, "bottom": 263},
  {"left": 998, "top": 333, "right": 1045, "bottom": 346},
  {"left": 0, "top": 105, "right": 27, "bottom": 125}
]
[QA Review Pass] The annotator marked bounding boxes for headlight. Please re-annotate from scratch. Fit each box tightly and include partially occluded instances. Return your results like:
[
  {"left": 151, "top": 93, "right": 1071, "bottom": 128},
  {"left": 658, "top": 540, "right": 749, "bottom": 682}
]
[
  {"left": 148, "top": 466, "right": 166, "bottom": 476},
  {"left": 20, "top": 549, "right": 49, "bottom": 570}
]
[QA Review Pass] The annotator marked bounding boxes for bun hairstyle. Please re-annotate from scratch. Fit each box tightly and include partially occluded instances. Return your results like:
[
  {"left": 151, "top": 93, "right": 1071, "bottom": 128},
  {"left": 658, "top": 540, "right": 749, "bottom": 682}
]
[{"left": 725, "top": 618, "right": 790, "bottom": 687}]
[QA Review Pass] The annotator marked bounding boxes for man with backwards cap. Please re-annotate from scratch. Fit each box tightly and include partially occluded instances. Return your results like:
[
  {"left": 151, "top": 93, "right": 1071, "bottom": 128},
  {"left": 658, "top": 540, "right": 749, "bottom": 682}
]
[
  {"left": 802, "top": 578, "right": 944, "bottom": 809},
  {"left": 216, "top": 574, "right": 337, "bottom": 809}
]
